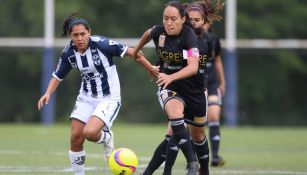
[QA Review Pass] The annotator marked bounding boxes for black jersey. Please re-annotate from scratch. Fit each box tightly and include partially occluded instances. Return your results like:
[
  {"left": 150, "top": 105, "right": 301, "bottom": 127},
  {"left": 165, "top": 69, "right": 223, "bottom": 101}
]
[
  {"left": 150, "top": 25, "right": 205, "bottom": 94},
  {"left": 205, "top": 32, "right": 221, "bottom": 85},
  {"left": 197, "top": 32, "right": 213, "bottom": 88}
]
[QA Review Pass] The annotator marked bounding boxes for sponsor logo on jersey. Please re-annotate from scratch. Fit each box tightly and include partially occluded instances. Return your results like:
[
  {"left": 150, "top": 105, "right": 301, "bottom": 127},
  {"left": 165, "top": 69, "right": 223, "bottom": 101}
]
[{"left": 158, "top": 34, "right": 166, "bottom": 47}]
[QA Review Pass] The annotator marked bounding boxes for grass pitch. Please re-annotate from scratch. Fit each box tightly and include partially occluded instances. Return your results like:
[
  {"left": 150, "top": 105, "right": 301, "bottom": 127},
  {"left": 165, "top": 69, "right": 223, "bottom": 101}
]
[{"left": 0, "top": 123, "right": 307, "bottom": 175}]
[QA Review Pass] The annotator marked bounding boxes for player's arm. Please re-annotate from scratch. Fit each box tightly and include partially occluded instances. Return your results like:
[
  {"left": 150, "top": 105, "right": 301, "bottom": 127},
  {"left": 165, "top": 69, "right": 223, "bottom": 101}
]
[
  {"left": 37, "top": 77, "right": 60, "bottom": 110},
  {"left": 157, "top": 49, "right": 199, "bottom": 89},
  {"left": 133, "top": 28, "right": 152, "bottom": 59},
  {"left": 125, "top": 47, "right": 159, "bottom": 78},
  {"left": 215, "top": 55, "right": 226, "bottom": 96}
]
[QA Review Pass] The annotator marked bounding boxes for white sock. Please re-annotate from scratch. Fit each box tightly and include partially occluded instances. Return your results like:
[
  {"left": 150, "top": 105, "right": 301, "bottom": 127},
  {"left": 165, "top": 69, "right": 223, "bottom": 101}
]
[
  {"left": 96, "top": 131, "right": 111, "bottom": 144},
  {"left": 69, "top": 150, "right": 85, "bottom": 175}
]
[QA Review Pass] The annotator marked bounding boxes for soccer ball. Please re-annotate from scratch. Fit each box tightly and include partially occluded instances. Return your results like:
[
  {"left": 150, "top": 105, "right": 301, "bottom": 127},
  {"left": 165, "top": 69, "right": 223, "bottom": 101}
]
[{"left": 108, "top": 148, "right": 138, "bottom": 175}]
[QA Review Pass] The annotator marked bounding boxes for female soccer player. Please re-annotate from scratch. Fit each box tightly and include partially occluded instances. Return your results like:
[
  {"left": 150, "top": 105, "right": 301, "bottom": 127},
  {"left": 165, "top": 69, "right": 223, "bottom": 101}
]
[
  {"left": 203, "top": 22, "right": 226, "bottom": 167},
  {"left": 133, "top": 1, "right": 204, "bottom": 174},
  {"left": 137, "top": 1, "right": 224, "bottom": 174},
  {"left": 37, "top": 14, "right": 157, "bottom": 175},
  {"left": 187, "top": 0, "right": 224, "bottom": 172}
]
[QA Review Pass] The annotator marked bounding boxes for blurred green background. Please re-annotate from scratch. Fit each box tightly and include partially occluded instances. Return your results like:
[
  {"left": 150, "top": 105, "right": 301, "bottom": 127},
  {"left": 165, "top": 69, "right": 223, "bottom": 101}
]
[{"left": 0, "top": 0, "right": 306, "bottom": 125}]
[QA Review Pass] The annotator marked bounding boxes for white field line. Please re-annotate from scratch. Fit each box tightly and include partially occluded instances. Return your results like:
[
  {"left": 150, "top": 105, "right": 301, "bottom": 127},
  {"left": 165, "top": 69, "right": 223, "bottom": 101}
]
[
  {"left": 1, "top": 150, "right": 307, "bottom": 174},
  {"left": 0, "top": 166, "right": 307, "bottom": 175}
]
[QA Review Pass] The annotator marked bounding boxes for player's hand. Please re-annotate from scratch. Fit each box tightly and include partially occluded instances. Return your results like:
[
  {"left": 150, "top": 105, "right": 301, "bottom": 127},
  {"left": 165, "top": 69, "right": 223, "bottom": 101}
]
[
  {"left": 37, "top": 94, "right": 50, "bottom": 110},
  {"left": 132, "top": 49, "right": 143, "bottom": 60},
  {"left": 148, "top": 66, "right": 160, "bottom": 81},
  {"left": 219, "top": 83, "right": 226, "bottom": 97},
  {"left": 156, "top": 73, "right": 173, "bottom": 89}
]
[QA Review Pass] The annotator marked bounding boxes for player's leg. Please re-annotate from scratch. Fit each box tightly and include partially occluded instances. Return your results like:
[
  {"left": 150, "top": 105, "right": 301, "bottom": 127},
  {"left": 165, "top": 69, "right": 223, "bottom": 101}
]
[
  {"left": 163, "top": 98, "right": 197, "bottom": 175},
  {"left": 189, "top": 124, "right": 209, "bottom": 175},
  {"left": 69, "top": 119, "right": 86, "bottom": 175},
  {"left": 69, "top": 95, "right": 95, "bottom": 175},
  {"left": 142, "top": 125, "right": 173, "bottom": 175},
  {"left": 207, "top": 86, "right": 225, "bottom": 167},
  {"left": 208, "top": 104, "right": 225, "bottom": 166},
  {"left": 83, "top": 100, "right": 120, "bottom": 160}
]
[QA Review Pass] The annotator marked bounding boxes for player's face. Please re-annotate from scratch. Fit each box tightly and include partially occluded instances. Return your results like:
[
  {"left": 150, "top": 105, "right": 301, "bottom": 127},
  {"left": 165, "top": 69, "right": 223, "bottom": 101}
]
[
  {"left": 70, "top": 24, "right": 91, "bottom": 54},
  {"left": 188, "top": 10, "right": 205, "bottom": 29},
  {"left": 163, "top": 6, "right": 185, "bottom": 36}
]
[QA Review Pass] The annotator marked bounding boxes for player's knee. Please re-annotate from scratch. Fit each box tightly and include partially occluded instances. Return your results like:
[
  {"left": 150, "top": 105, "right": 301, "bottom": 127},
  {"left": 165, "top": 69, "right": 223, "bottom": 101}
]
[
  {"left": 70, "top": 132, "right": 84, "bottom": 146},
  {"left": 191, "top": 132, "right": 206, "bottom": 142},
  {"left": 83, "top": 127, "right": 98, "bottom": 141}
]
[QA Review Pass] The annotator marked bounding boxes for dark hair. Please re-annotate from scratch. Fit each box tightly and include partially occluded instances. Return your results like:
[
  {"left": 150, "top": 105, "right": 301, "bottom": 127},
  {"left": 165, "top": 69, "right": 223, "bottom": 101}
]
[
  {"left": 62, "top": 13, "right": 90, "bottom": 37},
  {"left": 196, "top": 0, "right": 224, "bottom": 23},
  {"left": 164, "top": 1, "right": 193, "bottom": 28},
  {"left": 186, "top": 0, "right": 224, "bottom": 23},
  {"left": 165, "top": 1, "right": 186, "bottom": 18}
]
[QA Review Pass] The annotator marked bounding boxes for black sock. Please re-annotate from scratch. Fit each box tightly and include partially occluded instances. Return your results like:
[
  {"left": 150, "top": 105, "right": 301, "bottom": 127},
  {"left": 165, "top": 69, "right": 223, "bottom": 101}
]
[
  {"left": 193, "top": 138, "right": 209, "bottom": 175},
  {"left": 209, "top": 122, "right": 220, "bottom": 157},
  {"left": 170, "top": 118, "right": 196, "bottom": 162},
  {"left": 163, "top": 137, "right": 179, "bottom": 175},
  {"left": 143, "top": 135, "right": 170, "bottom": 175}
]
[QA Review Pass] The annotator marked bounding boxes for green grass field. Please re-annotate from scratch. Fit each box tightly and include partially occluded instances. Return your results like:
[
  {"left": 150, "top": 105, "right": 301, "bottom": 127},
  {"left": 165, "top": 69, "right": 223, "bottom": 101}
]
[{"left": 0, "top": 123, "right": 307, "bottom": 175}]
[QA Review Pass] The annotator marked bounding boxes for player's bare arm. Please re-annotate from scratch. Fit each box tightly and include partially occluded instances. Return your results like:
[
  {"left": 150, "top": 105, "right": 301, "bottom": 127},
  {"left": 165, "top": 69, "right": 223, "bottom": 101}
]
[{"left": 37, "top": 77, "right": 60, "bottom": 110}]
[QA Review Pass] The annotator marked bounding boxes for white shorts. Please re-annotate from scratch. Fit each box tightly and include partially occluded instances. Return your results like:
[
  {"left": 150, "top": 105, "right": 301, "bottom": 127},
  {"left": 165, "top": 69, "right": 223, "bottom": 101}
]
[{"left": 70, "top": 94, "right": 121, "bottom": 131}]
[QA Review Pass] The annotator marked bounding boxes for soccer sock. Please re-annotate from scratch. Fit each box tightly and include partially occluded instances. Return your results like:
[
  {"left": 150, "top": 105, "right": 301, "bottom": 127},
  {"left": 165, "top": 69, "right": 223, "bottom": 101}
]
[
  {"left": 142, "top": 135, "right": 170, "bottom": 175},
  {"left": 209, "top": 121, "right": 220, "bottom": 157},
  {"left": 163, "top": 136, "right": 179, "bottom": 175},
  {"left": 96, "top": 131, "right": 111, "bottom": 144},
  {"left": 193, "top": 138, "right": 209, "bottom": 175},
  {"left": 169, "top": 118, "right": 196, "bottom": 163},
  {"left": 69, "top": 150, "right": 85, "bottom": 175}
]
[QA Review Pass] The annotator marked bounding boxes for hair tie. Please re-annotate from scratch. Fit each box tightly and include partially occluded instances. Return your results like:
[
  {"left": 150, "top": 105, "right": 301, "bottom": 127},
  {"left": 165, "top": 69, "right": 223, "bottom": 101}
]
[{"left": 68, "top": 18, "right": 89, "bottom": 31}]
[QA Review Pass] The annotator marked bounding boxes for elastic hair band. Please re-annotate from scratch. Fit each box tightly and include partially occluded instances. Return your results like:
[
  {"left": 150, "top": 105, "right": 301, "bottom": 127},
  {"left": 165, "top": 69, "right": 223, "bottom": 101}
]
[
  {"left": 187, "top": 4, "right": 205, "bottom": 17},
  {"left": 68, "top": 18, "right": 89, "bottom": 31}
]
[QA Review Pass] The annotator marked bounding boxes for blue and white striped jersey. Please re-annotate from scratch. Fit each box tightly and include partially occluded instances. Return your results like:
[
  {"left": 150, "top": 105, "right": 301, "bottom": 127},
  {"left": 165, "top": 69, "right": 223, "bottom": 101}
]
[{"left": 53, "top": 35, "right": 128, "bottom": 100}]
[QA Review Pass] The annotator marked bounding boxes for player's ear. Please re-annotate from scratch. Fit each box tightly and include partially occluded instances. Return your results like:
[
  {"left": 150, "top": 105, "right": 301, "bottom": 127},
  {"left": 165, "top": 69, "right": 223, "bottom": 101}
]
[
  {"left": 182, "top": 16, "right": 186, "bottom": 25},
  {"left": 88, "top": 28, "right": 92, "bottom": 35}
]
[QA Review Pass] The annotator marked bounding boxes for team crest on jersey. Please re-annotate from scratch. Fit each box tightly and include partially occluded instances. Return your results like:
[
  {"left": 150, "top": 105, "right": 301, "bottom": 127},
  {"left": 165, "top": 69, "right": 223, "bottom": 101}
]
[
  {"left": 158, "top": 34, "right": 166, "bottom": 47},
  {"left": 92, "top": 49, "right": 102, "bottom": 65}
]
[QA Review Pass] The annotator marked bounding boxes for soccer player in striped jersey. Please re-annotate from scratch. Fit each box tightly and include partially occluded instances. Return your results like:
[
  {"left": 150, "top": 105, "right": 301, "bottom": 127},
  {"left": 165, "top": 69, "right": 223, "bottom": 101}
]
[
  {"left": 203, "top": 22, "right": 226, "bottom": 167},
  {"left": 37, "top": 14, "right": 157, "bottom": 175}
]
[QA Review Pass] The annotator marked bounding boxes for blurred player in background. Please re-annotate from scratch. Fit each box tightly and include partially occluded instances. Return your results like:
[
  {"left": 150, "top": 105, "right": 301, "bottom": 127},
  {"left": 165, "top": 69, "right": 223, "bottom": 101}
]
[
  {"left": 203, "top": 21, "right": 226, "bottom": 167},
  {"left": 133, "top": 1, "right": 203, "bottom": 174},
  {"left": 37, "top": 14, "right": 157, "bottom": 175}
]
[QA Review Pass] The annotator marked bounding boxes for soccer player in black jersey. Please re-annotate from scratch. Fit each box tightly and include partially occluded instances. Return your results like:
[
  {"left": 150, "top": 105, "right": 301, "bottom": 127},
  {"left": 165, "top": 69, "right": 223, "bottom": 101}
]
[
  {"left": 134, "top": 1, "right": 202, "bottom": 175},
  {"left": 134, "top": 1, "right": 224, "bottom": 175},
  {"left": 203, "top": 22, "right": 226, "bottom": 167},
  {"left": 37, "top": 14, "right": 157, "bottom": 175}
]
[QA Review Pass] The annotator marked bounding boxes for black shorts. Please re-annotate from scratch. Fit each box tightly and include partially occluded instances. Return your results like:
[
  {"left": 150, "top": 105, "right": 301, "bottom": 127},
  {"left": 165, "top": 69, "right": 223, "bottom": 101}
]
[{"left": 157, "top": 88, "right": 207, "bottom": 127}]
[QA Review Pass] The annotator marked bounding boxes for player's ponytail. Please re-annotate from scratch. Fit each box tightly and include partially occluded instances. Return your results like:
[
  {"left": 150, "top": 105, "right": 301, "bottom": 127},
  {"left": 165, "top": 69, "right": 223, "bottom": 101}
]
[{"left": 195, "top": 0, "right": 224, "bottom": 23}]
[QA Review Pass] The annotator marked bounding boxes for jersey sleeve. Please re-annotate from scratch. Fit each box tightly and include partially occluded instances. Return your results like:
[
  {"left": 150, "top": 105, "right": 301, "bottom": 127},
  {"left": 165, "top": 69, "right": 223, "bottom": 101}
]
[
  {"left": 149, "top": 25, "right": 164, "bottom": 39},
  {"left": 94, "top": 36, "right": 128, "bottom": 58},
  {"left": 184, "top": 27, "right": 199, "bottom": 49},
  {"left": 213, "top": 34, "right": 221, "bottom": 56},
  {"left": 52, "top": 56, "right": 72, "bottom": 81},
  {"left": 183, "top": 26, "right": 199, "bottom": 58}
]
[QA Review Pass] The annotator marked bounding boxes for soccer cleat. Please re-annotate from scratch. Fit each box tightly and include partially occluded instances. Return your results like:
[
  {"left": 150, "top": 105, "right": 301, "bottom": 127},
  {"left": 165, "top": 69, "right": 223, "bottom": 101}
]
[
  {"left": 211, "top": 156, "right": 225, "bottom": 167},
  {"left": 103, "top": 131, "right": 114, "bottom": 161},
  {"left": 186, "top": 161, "right": 199, "bottom": 175}
]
